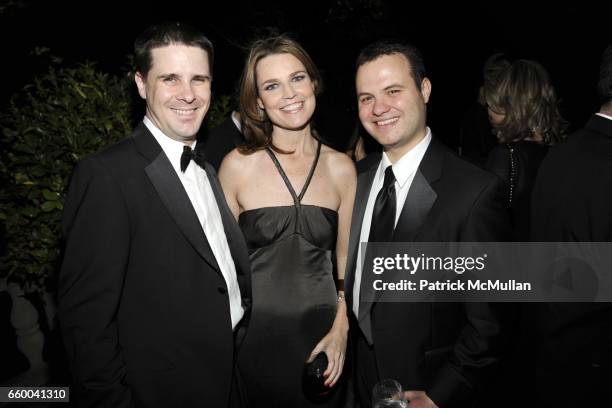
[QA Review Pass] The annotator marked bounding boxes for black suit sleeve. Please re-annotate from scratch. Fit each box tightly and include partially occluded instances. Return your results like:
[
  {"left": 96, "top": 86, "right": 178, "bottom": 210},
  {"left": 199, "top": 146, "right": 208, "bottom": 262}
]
[
  {"left": 461, "top": 175, "right": 510, "bottom": 242},
  {"left": 59, "top": 157, "right": 134, "bottom": 408},
  {"left": 430, "top": 177, "right": 509, "bottom": 406}
]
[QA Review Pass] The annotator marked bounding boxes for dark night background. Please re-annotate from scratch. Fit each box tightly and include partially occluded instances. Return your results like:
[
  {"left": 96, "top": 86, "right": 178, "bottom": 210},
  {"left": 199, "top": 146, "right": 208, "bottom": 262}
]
[
  {"left": 1, "top": 0, "right": 611, "bottom": 387},
  {"left": 1, "top": 0, "right": 611, "bottom": 149}
]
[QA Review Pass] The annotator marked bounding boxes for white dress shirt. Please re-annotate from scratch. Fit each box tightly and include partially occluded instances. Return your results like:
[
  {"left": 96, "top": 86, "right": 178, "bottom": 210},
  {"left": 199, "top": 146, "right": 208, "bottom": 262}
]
[
  {"left": 144, "top": 117, "right": 244, "bottom": 329},
  {"left": 596, "top": 112, "right": 612, "bottom": 121},
  {"left": 352, "top": 128, "right": 432, "bottom": 316}
]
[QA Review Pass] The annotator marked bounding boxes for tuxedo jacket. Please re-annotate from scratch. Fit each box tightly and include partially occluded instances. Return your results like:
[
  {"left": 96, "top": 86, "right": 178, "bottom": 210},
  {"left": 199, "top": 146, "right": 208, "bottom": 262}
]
[
  {"left": 59, "top": 123, "right": 252, "bottom": 408},
  {"left": 530, "top": 114, "right": 612, "bottom": 405},
  {"left": 346, "top": 137, "right": 510, "bottom": 407}
]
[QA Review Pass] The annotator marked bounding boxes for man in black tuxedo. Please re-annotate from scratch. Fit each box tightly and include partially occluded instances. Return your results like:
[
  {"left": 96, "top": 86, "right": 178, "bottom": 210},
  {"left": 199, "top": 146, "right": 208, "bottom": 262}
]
[
  {"left": 59, "top": 22, "right": 251, "bottom": 408},
  {"left": 345, "top": 41, "right": 509, "bottom": 408},
  {"left": 529, "top": 45, "right": 612, "bottom": 407}
]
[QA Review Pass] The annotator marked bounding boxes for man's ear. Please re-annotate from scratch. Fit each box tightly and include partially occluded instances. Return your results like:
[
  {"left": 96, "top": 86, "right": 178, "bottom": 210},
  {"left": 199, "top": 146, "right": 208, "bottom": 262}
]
[
  {"left": 135, "top": 72, "right": 147, "bottom": 100},
  {"left": 421, "top": 77, "right": 432, "bottom": 104}
]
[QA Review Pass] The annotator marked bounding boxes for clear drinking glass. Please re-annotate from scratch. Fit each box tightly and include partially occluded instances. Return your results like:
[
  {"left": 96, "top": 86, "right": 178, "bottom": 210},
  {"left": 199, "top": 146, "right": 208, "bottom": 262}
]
[{"left": 372, "top": 378, "right": 407, "bottom": 408}]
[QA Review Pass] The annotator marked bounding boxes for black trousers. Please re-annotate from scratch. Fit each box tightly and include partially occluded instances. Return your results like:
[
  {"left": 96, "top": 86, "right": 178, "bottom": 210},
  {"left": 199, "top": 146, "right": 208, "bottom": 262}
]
[
  {"left": 228, "top": 363, "right": 249, "bottom": 408},
  {"left": 351, "top": 316, "right": 380, "bottom": 408}
]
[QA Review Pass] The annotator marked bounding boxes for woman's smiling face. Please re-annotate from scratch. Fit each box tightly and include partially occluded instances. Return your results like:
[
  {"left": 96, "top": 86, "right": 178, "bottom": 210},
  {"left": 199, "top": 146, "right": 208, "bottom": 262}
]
[{"left": 256, "top": 53, "right": 316, "bottom": 132}]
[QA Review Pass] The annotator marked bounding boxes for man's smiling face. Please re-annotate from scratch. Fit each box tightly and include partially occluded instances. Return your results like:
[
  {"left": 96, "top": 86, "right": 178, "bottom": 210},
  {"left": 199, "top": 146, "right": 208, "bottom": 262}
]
[
  {"left": 135, "top": 44, "right": 211, "bottom": 142},
  {"left": 356, "top": 53, "right": 431, "bottom": 161}
]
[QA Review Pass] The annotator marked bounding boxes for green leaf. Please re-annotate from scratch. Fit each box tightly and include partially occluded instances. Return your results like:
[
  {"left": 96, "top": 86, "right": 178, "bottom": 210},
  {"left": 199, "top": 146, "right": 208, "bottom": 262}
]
[
  {"left": 41, "top": 201, "right": 57, "bottom": 212},
  {"left": 42, "top": 189, "right": 59, "bottom": 201},
  {"left": 73, "top": 83, "right": 87, "bottom": 99}
]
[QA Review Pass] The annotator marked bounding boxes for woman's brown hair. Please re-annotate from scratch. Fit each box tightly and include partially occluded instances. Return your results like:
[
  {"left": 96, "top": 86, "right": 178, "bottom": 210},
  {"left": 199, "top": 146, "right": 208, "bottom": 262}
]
[
  {"left": 238, "top": 35, "right": 323, "bottom": 153},
  {"left": 484, "top": 59, "right": 567, "bottom": 144}
]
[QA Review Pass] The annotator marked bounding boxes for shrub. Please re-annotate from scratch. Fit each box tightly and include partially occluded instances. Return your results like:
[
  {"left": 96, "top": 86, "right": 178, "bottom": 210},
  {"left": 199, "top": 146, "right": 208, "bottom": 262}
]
[{"left": 0, "top": 62, "right": 133, "bottom": 292}]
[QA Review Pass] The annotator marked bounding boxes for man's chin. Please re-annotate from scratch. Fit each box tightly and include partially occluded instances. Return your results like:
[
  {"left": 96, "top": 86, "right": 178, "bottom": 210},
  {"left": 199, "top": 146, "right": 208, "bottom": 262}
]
[
  {"left": 173, "top": 124, "right": 203, "bottom": 139},
  {"left": 370, "top": 133, "right": 400, "bottom": 148}
]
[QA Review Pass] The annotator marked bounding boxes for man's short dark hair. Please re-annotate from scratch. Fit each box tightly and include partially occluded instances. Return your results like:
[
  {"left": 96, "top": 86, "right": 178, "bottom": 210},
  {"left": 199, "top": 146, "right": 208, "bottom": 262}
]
[
  {"left": 134, "top": 21, "right": 214, "bottom": 77},
  {"left": 356, "top": 40, "right": 427, "bottom": 90},
  {"left": 598, "top": 45, "right": 612, "bottom": 102}
]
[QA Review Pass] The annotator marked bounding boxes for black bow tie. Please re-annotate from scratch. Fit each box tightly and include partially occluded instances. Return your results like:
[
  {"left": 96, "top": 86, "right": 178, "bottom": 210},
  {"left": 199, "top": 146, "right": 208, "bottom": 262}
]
[{"left": 180, "top": 144, "right": 205, "bottom": 172}]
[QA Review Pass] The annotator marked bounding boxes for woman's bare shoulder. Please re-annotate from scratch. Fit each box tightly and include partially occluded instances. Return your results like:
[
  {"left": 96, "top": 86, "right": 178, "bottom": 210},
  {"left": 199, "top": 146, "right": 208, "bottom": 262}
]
[
  {"left": 220, "top": 148, "right": 265, "bottom": 174},
  {"left": 319, "top": 144, "right": 357, "bottom": 180}
]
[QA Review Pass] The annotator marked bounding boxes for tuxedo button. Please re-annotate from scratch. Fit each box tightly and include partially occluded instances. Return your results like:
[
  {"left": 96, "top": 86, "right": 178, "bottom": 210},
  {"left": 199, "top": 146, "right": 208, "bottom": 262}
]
[{"left": 217, "top": 286, "right": 227, "bottom": 294}]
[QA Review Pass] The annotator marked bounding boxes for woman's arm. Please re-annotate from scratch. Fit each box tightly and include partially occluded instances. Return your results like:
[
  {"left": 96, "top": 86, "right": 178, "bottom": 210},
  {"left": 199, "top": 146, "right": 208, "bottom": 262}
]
[
  {"left": 307, "top": 152, "right": 357, "bottom": 387},
  {"left": 218, "top": 149, "right": 244, "bottom": 220}
]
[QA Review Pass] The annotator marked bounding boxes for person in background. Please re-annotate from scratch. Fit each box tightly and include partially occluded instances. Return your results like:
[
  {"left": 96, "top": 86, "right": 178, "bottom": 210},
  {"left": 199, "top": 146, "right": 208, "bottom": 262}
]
[
  {"left": 475, "top": 57, "right": 567, "bottom": 408},
  {"left": 204, "top": 87, "right": 245, "bottom": 170},
  {"left": 484, "top": 57, "right": 567, "bottom": 240},
  {"left": 530, "top": 44, "right": 612, "bottom": 407},
  {"left": 219, "top": 35, "right": 355, "bottom": 407},
  {"left": 457, "top": 54, "right": 507, "bottom": 165},
  {"left": 345, "top": 121, "right": 381, "bottom": 163}
]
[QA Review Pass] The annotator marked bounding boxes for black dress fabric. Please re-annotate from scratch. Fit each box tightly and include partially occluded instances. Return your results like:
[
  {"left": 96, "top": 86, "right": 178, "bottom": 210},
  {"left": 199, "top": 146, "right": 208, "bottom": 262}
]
[
  {"left": 480, "top": 140, "right": 547, "bottom": 408},
  {"left": 237, "top": 142, "right": 344, "bottom": 407},
  {"left": 485, "top": 141, "right": 548, "bottom": 240}
]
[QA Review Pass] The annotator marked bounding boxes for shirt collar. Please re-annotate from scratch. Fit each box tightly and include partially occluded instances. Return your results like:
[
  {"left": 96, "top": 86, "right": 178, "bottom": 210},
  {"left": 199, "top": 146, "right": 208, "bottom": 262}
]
[
  {"left": 143, "top": 116, "right": 197, "bottom": 174},
  {"left": 230, "top": 110, "right": 241, "bottom": 131},
  {"left": 379, "top": 127, "right": 432, "bottom": 188},
  {"left": 596, "top": 112, "right": 612, "bottom": 121}
]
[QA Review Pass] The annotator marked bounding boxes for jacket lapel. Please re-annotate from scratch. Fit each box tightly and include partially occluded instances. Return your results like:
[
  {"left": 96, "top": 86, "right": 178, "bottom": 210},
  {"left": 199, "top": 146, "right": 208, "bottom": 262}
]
[
  {"left": 205, "top": 162, "right": 252, "bottom": 306},
  {"left": 133, "top": 124, "right": 222, "bottom": 276},
  {"left": 392, "top": 137, "right": 443, "bottom": 242},
  {"left": 345, "top": 153, "right": 380, "bottom": 307},
  {"left": 392, "top": 169, "right": 437, "bottom": 242}
]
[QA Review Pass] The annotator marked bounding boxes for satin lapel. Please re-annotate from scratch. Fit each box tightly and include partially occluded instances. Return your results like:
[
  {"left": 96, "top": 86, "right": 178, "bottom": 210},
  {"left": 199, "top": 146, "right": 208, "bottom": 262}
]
[
  {"left": 392, "top": 137, "right": 444, "bottom": 243},
  {"left": 392, "top": 169, "right": 437, "bottom": 242},
  {"left": 345, "top": 156, "right": 380, "bottom": 305},
  {"left": 356, "top": 160, "right": 384, "bottom": 326},
  {"left": 145, "top": 151, "right": 222, "bottom": 276},
  {"left": 205, "top": 162, "right": 252, "bottom": 304}
]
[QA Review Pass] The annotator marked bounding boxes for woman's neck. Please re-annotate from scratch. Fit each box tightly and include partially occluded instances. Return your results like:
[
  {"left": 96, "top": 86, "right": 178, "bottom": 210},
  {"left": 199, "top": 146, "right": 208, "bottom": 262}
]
[{"left": 271, "top": 125, "right": 317, "bottom": 154}]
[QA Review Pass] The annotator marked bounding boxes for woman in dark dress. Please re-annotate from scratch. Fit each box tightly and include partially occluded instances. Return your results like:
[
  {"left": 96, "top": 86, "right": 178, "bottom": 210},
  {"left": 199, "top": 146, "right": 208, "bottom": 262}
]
[
  {"left": 477, "top": 58, "right": 568, "bottom": 407},
  {"left": 483, "top": 58, "right": 567, "bottom": 240},
  {"left": 219, "top": 36, "right": 355, "bottom": 407}
]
